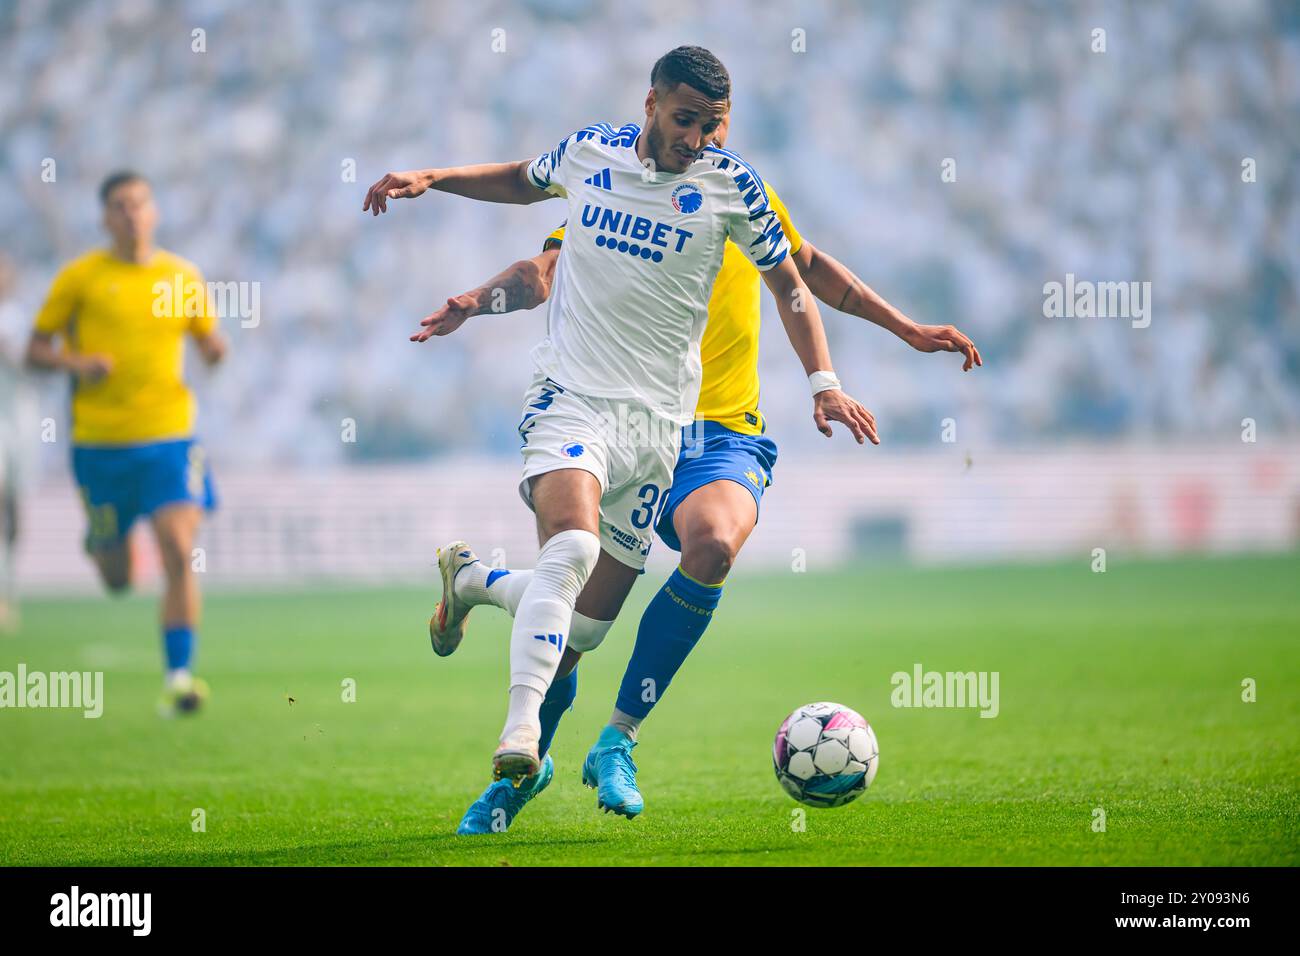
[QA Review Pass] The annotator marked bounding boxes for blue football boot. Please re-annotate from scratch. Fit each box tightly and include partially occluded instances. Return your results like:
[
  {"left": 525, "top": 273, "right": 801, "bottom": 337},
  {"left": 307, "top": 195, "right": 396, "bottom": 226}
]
[
  {"left": 581, "top": 725, "right": 643, "bottom": 818},
  {"left": 456, "top": 753, "right": 554, "bottom": 835}
]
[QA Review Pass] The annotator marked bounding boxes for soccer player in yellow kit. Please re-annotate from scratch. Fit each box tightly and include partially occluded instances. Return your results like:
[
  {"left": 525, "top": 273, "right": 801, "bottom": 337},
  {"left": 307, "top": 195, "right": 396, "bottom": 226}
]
[
  {"left": 412, "top": 113, "right": 980, "bottom": 831},
  {"left": 26, "top": 172, "right": 227, "bottom": 715}
]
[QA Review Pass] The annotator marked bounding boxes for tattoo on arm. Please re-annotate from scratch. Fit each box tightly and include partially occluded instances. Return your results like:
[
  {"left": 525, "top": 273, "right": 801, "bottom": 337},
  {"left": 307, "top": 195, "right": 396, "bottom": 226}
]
[
  {"left": 809, "top": 245, "right": 856, "bottom": 313},
  {"left": 836, "top": 282, "right": 853, "bottom": 313},
  {"left": 488, "top": 263, "right": 539, "bottom": 313}
]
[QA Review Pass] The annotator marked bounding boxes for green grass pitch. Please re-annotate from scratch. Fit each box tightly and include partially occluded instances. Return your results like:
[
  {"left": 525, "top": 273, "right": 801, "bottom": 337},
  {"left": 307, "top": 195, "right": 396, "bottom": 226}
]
[{"left": 1, "top": 553, "right": 1297, "bottom": 866}]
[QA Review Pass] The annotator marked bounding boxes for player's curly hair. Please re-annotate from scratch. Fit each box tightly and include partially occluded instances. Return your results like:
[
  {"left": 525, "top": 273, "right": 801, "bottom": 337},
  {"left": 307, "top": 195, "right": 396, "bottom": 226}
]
[{"left": 651, "top": 46, "right": 730, "bottom": 101}]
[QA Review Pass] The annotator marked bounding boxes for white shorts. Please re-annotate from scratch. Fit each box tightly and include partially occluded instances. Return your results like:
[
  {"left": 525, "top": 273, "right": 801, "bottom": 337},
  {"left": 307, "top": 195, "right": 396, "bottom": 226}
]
[{"left": 516, "top": 371, "right": 681, "bottom": 570}]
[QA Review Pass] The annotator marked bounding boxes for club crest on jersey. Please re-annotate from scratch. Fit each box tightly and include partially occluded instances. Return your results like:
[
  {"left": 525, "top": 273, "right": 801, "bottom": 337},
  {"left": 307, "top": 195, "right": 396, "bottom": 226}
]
[
  {"left": 671, "top": 182, "right": 703, "bottom": 214},
  {"left": 561, "top": 441, "right": 585, "bottom": 458}
]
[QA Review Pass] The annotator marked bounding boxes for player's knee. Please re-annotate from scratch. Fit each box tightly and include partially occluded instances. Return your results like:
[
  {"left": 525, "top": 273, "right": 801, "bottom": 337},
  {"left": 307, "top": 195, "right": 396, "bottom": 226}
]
[
  {"left": 536, "top": 512, "right": 592, "bottom": 544},
  {"left": 528, "top": 472, "right": 601, "bottom": 542},
  {"left": 683, "top": 527, "right": 741, "bottom": 582},
  {"left": 536, "top": 528, "right": 600, "bottom": 601}
]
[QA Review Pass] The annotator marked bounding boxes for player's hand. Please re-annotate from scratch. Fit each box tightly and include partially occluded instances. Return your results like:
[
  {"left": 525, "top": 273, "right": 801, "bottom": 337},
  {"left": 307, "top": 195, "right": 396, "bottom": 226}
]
[
  {"left": 410, "top": 292, "right": 482, "bottom": 342},
  {"left": 902, "top": 322, "right": 982, "bottom": 371},
  {"left": 363, "top": 169, "right": 434, "bottom": 216},
  {"left": 71, "top": 353, "right": 113, "bottom": 383},
  {"left": 195, "top": 331, "right": 228, "bottom": 367},
  {"left": 813, "top": 389, "right": 878, "bottom": 445}
]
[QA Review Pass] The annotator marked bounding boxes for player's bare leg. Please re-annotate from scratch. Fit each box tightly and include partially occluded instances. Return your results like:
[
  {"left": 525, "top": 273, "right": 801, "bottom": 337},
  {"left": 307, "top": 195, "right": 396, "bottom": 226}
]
[
  {"left": 575, "top": 551, "right": 639, "bottom": 621},
  {"left": 609, "top": 477, "right": 757, "bottom": 740},
  {"left": 493, "top": 468, "right": 602, "bottom": 781},
  {"left": 586, "top": 479, "right": 760, "bottom": 818},
  {"left": 529, "top": 467, "right": 602, "bottom": 544},
  {"left": 673, "top": 479, "right": 759, "bottom": 586},
  {"left": 154, "top": 502, "right": 201, "bottom": 626},
  {"left": 151, "top": 502, "right": 208, "bottom": 714}
]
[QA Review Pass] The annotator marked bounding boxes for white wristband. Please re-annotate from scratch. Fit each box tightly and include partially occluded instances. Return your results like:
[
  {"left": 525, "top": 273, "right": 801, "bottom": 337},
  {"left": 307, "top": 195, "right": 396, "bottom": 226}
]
[{"left": 809, "top": 370, "right": 841, "bottom": 395}]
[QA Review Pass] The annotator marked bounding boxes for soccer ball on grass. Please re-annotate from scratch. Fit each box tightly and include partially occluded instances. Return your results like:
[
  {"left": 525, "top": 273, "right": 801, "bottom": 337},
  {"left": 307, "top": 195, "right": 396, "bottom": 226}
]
[{"left": 773, "top": 701, "right": 879, "bottom": 808}]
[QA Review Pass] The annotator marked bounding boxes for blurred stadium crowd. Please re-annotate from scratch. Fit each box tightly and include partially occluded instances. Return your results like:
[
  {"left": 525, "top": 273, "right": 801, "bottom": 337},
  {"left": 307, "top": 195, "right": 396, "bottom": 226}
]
[{"left": 1, "top": 0, "right": 1296, "bottom": 478}]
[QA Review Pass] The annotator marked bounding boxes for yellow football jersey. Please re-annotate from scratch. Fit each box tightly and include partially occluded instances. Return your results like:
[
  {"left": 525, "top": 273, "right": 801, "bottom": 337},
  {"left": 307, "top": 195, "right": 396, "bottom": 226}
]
[
  {"left": 545, "top": 185, "right": 802, "bottom": 435},
  {"left": 34, "top": 248, "right": 215, "bottom": 446}
]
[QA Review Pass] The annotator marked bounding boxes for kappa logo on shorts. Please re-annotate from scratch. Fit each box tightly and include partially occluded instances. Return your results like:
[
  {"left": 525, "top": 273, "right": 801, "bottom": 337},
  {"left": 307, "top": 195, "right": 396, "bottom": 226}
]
[{"left": 561, "top": 441, "right": 585, "bottom": 458}]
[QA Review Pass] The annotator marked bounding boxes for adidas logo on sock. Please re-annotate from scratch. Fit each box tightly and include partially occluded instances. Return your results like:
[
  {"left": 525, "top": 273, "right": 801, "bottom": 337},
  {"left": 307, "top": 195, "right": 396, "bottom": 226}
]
[{"left": 533, "top": 632, "right": 565, "bottom": 653}]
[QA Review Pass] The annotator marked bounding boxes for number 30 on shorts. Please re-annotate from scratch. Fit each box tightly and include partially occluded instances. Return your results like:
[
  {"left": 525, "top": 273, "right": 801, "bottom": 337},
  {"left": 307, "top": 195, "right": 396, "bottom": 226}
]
[{"left": 630, "top": 483, "right": 669, "bottom": 530}]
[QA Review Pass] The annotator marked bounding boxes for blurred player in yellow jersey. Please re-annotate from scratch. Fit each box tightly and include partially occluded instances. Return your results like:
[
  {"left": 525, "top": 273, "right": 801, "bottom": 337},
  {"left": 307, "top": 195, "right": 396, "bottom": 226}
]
[
  {"left": 410, "top": 111, "right": 980, "bottom": 831},
  {"left": 25, "top": 171, "right": 227, "bottom": 716}
]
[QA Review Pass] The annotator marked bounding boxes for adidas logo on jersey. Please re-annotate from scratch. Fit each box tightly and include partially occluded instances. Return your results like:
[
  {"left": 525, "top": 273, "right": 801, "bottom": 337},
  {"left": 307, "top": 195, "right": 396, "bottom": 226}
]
[{"left": 583, "top": 168, "right": 612, "bottom": 190}]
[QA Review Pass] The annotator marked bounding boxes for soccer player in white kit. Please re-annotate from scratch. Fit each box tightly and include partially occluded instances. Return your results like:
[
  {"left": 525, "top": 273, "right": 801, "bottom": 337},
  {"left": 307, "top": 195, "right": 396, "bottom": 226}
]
[{"left": 363, "top": 46, "right": 874, "bottom": 782}]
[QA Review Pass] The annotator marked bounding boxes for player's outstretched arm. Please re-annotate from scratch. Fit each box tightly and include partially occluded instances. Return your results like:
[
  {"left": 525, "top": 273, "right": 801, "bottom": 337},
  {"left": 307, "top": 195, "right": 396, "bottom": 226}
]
[
  {"left": 792, "top": 241, "right": 982, "bottom": 372},
  {"left": 411, "top": 249, "right": 559, "bottom": 342},
  {"left": 364, "top": 160, "right": 549, "bottom": 215},
  {"left": 762, "top": 257, "right": 879, "bottom": 445},
  {"left": 194, "top": 331, "right": 228, "bottom": 366},
  {"left": 24, "top": 331, "right": 112, "bottom": 382}
]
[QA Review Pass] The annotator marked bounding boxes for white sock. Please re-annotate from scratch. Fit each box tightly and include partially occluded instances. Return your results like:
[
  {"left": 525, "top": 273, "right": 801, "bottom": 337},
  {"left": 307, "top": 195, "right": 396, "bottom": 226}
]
[
  {"left": 460, "top": 566, "right": 611, "bottom": 651},
  {"left": 610, "top": 708, "right": 642, "bottom": 741},
  {"left": 504, "top": 686, "right": 544, "bottom": 740},
  {"left": 456, "top": 562, "right": 534, "bottom": 614},
  {"left": 503, "top": 529, "right": 600, "bottom": 739}
]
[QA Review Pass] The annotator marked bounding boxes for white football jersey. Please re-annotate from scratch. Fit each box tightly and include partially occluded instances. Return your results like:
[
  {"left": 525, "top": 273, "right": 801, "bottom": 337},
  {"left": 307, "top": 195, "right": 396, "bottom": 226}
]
[{"left": 525, "top": 122, "right": 790, "bottom": 426}]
